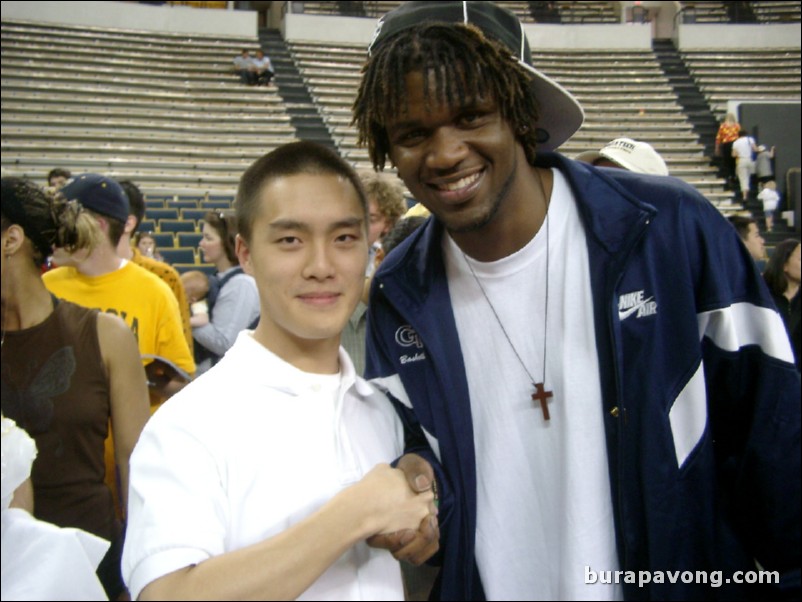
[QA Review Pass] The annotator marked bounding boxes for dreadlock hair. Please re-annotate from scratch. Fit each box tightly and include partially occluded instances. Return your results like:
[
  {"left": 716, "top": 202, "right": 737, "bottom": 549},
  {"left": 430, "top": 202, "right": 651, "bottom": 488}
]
[
  {"left": 352, "top": 22, "right": 541, "bottom": 170},
  {"left": 1, "top": 177, "right": 100, "bottom": 268}
]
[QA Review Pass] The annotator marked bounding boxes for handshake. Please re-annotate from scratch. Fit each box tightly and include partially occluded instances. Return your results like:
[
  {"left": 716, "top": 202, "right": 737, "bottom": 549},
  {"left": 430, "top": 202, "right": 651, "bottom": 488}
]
[{"left": 361, "top": 453, "right": 441, "bottom": 565}]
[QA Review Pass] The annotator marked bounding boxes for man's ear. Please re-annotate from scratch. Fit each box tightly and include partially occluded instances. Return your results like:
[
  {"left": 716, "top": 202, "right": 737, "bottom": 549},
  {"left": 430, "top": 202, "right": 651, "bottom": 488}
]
[
  {"left": 236, "top": 234, "right": 254, "bottom": 276},
  {"left": 124, "top": 214, "right": 138, "bottom": 236}
]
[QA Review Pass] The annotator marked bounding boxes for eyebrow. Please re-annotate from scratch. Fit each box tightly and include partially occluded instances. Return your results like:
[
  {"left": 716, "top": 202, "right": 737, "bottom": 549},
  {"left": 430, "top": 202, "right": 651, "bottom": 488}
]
[
  {"left": 388, "top": 99, "right": 493, "bottom": 129},
  {"left": 268, "top": 217, "right": 364, "bottom": 233}
]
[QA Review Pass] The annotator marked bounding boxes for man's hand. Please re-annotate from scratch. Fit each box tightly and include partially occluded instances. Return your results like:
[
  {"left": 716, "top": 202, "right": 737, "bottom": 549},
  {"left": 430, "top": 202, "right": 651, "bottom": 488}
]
[{"left": 366, "top": 453, "right": 440, "bottom": 565}]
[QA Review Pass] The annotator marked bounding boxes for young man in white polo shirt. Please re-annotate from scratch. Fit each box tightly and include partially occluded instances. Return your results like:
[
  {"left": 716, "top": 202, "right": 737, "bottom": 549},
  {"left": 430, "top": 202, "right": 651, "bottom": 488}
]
[{"left": 122, "top": 141, "right": 437, "bottom": 601}]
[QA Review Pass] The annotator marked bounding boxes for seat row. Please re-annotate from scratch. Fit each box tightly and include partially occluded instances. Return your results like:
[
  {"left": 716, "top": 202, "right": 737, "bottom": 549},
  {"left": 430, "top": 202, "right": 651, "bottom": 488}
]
[
  {"left": 144, "top": 207, "right": 231, "bottom": 222},
  {"left": 141, "top": 232, "right": 203, "bottom": 249},
  {"left": 139, "top": 218, "right": 200, "bottom": 235}
]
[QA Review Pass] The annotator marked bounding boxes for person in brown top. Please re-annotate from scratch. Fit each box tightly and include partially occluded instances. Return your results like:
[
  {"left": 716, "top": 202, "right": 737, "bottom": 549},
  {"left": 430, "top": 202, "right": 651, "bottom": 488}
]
[{"left": 1, "top": 177, "right": 150, "bottom": 600}]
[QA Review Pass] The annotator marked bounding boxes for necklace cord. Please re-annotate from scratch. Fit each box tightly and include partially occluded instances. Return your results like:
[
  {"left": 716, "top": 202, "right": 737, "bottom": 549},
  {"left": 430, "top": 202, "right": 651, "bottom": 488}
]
[{"left": 462, "top": 167, "right": 551, "bottom": 386}]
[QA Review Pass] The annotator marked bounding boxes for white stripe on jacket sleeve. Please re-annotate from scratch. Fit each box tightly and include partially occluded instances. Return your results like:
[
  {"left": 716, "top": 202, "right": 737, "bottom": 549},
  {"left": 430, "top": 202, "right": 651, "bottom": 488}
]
[{"left": 670, "top": 302, "right": 794, "bottom": 467}]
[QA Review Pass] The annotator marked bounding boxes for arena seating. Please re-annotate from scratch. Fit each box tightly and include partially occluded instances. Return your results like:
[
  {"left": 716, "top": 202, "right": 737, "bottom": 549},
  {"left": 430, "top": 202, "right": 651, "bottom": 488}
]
[
  {"left": 681, "top": 48, "right": 801, "bottom": 118},
  {"left": 0, "top": 20, "right": 297, "bottom": 198},
  {"left": 150, "top": 233, "right": 176, "bottom": 249},
  {"left": 298, "top": 1, "right": 619, "bottom": 24},
  {"left": 752, "top": 1, "right": 802, "bottom": 23},
  {"left": 678, "top": 2, "right": 730, "bottom": 24},
  {"left": 2, "top": 4, "right": 799, "bottom": 233},
  {"left": 290, "top": 40, "right": 739, "bottom": 211}
]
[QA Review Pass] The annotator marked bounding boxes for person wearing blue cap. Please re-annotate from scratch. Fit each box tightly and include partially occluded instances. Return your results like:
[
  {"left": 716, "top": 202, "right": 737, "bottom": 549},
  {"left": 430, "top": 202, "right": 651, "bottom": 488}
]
[
  {"left": 44, "top": 174, "right": 195, "bottom": 403},
  {"left": 353, "top": 2, "right": 800, "bottom": 600}
]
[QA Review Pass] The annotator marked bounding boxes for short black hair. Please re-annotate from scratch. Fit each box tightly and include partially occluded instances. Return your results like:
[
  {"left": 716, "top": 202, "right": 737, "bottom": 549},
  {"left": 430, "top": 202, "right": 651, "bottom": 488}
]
[
  {"left": 117, "top": 179, "right": 145, "bottom": 231},
  {"left": 728, "top": 215, "right": 757, "bottom": 241},
  {"left": 382, "top": 215, "right": 428, "bottom": 255},
  {"left": 236, "top": 141, "right": 367, "bottom": 243},
  {"left": 47, "top": 167, "right": 71, "bottom": 183}
]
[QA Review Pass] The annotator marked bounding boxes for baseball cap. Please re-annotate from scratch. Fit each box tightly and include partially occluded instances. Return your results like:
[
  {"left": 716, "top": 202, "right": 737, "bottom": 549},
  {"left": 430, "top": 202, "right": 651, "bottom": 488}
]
[
  {"left": 60, "top": 174, "right": 130, "bottom": 223},
  {"left": 367, "top": 1, "right": 584, "bottom": 152},
  {"left": 575, "top": 138, "right": 670, "bottom": 176}
]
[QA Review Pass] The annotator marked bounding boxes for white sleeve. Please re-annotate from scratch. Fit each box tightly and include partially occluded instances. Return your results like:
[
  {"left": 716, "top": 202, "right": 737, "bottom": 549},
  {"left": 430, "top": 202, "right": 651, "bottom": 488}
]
[{"left": 121, "top": 406, "right": 229, "bottom": 600}]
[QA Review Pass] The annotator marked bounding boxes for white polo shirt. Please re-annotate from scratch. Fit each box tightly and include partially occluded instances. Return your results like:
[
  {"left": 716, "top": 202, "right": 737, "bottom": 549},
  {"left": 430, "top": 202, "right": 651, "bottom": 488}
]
[{"left": 122, "top": 331, "right": 405, "bottom": 600}]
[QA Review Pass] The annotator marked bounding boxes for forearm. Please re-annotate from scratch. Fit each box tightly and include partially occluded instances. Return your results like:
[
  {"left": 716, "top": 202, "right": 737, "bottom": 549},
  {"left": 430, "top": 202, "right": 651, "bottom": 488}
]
[
  {"left": 192, "top": 322, "right": 234, "bottom": 355},
  {"left": 141, "top": 486, "right": 376, "bottom": 601},
  {"left": 193, "top": 281, "right": 257, "bottom": 355}
]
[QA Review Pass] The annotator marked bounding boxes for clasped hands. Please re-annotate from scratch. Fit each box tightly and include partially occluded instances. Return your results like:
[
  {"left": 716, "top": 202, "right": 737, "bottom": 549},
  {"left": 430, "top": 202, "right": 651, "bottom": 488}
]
[{"left": 367, "top": 453, "right": 440, "bottom": 565}]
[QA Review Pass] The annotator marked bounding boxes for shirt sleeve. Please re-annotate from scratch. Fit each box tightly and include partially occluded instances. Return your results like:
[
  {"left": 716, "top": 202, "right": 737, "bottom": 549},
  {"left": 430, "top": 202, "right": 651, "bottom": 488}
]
[
  {"left": 122, "top": 406, "right": 227, "bottom": 599},
  {"left": 193, "top": 275, "right": 260, "bottom": 357},
  {"left": 687, "top": 195, "right": 801, "bottom": 586},
  {"left": 155, "top": 282, "right": 196, "bottom": 375}
]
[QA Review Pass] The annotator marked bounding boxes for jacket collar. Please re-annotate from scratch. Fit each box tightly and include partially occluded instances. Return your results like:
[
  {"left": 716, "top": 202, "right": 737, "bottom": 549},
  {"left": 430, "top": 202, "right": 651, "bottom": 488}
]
[{"left": 376, "top": 152, "right": 658, "bottom": 308}]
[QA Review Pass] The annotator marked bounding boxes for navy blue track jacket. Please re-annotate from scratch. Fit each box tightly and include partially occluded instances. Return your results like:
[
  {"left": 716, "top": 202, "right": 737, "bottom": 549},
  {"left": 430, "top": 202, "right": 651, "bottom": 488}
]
[{"left": 365, "top": 152, "right": 801, "bottom": 601}]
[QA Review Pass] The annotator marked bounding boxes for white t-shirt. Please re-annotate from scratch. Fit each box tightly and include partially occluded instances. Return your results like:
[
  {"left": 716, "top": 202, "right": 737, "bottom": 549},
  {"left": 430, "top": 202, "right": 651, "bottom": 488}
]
[
  {"left": 122, "top": 332, "right": 405, "bottom": 600},
  {"left": 758, "top": 187, "right": 780, "bottom": 212},
  {"left": 732, "top": 136, "right": 755, "bottom": 160},
  {"left": 443, "top": 169, "right": 622, "bottom": 601}
]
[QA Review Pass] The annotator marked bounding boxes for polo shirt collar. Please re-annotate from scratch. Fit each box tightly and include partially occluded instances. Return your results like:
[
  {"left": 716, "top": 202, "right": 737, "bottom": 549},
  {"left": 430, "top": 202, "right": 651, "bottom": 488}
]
[{"left": 229, "top": 331, "right": 376, "bottom": 398}]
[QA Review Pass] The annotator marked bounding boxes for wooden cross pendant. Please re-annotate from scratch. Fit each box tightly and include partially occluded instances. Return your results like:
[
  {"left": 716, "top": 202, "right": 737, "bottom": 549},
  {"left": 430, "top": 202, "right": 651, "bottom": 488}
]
[{"left": 532, "top": 382, "right": 553, "bottom": 421}]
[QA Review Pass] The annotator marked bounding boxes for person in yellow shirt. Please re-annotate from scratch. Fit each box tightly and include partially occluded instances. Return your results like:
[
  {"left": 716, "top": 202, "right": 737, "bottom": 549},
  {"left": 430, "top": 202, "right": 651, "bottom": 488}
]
[
  {"left": 44, "top": 175, "right": 195, "bottom": 397},
  {"left": 43, "top": 174, "right": 195, "bottom": 527},
  {"left": 116, "top": 179, "right": 193, "bottom": 354}
]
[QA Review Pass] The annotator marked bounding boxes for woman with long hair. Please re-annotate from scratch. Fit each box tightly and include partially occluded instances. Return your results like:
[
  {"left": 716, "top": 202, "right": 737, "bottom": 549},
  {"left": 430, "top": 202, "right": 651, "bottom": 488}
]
[
  {"left": 1, "top": 177, "right": 150, "bottom": 599},
  {"left": 764, "top": 238, "right": 801, "bottom": 369},
  {"left": 193, "top": 210, "right": 259, "bottom": 373}
]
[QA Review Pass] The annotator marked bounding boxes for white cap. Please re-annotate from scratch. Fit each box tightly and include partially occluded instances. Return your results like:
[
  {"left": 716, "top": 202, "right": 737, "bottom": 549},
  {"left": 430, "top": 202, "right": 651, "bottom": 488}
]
[{"left": 575, "top": 138, "right": 669, "bottom": 176}]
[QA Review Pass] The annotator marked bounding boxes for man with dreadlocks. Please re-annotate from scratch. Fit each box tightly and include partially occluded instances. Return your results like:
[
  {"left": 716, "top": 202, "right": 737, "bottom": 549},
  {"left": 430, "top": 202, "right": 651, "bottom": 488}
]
[{"left": 353, "top": 2, "right": 800, "bottom": 601}]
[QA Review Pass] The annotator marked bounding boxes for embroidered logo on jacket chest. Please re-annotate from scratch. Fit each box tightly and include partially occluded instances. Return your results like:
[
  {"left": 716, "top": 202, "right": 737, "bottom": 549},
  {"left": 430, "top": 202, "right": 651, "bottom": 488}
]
[
  {"left": 394, "top": 325, "right": 427, "bottom": 364},
  {"left": 618, "top": 289, "right": 658, "bottom": 321}
]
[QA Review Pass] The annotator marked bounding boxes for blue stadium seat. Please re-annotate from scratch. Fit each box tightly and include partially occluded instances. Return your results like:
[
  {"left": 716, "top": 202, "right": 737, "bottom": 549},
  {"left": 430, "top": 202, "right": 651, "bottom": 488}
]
[
  {"left": 159, "top": 219, "right": 197, "bottom": 234},
  {"left": 200, "top": 200, "right": 231, "bottom": 209},
  {"left": 150, "top": 233, "right": 175, "bottom": 248},
  {"left": 145, "top": 199, "right": 165, "bottom": 209},
  {"left": 146, "top": 208, "right": 179, "bottom": 221},
  {"left": 174, "top": 263, "right": 217, "bottom": 276},
  {"left": 138, "top": 219, "right": 156, "bottom": 233},
  {"left": 177, "top": 232, "right": 203, "bottom": 248},
  {"left": 159, "top": 248, "right": 196, "bottom": 265},
  {"left": 169, "top": 200, "right": 200, "bottom": 209},
  {"left": 181, "top": 209, "right": 208, "bottom": 222}
]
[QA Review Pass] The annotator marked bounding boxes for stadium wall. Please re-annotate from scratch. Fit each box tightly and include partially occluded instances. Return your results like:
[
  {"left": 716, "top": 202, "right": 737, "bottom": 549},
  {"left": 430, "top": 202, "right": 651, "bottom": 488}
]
[
  {"left": 675, "top": 22, "right": 801, "bottom": 49},
  {"left": 282, "top": 14, "right": 653, "bottom": 49},
  {"left": 1, "top": 1, "right": 257, "bottom": 37}
]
